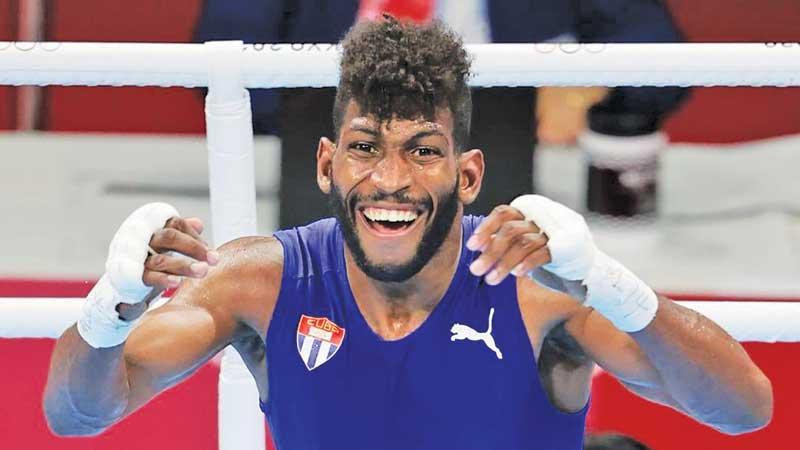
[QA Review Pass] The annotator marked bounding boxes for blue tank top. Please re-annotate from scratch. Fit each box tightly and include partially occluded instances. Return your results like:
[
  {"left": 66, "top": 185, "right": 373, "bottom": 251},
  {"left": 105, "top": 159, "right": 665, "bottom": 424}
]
[{"left": 264, "top": 216, "right": 587, "bottom": 450}]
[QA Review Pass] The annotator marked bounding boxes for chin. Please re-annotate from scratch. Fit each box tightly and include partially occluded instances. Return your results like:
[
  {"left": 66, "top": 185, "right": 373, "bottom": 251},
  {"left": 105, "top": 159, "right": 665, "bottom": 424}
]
[
  {"left": 357, "top": 261, "right": 423, "bottom": 283},
  {"left": 329, "top": 178, "right": 461, "bottom": 283},
  {"left": 362, "top": 252, "right": 417, "bottom": 271}
]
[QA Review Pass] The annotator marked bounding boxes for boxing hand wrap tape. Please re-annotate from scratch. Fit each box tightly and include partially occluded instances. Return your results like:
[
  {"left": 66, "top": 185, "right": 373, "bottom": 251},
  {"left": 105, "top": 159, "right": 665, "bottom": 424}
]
[
  {"left": 78, "top": 203, "right": 180, "bottom": 348},
  {"left": 77, "top": 274, "right": 146, "bottom": 349},
  {"left": 509, "top": 195, "right": 657, "bottom": 332},
  {"left": 583, "top": 250, "right": 659, "bottom": 333}
]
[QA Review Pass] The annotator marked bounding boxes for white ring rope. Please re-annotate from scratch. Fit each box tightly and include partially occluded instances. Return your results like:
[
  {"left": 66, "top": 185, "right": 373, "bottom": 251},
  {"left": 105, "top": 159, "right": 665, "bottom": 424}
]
[
  {"left": 0, "top": 298, "right": 798, "bottom": 342},
  {"left": 0, "top": 42, "right": 799, "bottom": 88}
]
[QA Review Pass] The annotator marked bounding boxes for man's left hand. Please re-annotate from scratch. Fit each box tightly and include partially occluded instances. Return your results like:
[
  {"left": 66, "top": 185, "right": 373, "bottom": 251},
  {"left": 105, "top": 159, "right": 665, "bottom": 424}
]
[
  {"left": 466, "top": 195, "right": 598, "bottom": 289},
  {"left": 471, "top": 195, "right": 658, "bottom": 333},
  {"left": 465, "top": 205, "right": 551, "bottom": 286}
]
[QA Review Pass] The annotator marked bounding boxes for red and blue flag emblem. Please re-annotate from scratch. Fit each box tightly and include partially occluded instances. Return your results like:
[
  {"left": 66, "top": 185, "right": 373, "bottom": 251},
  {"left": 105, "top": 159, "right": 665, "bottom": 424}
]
[{"left": 296, "top": 314, "right": 345, "bottom": 371}]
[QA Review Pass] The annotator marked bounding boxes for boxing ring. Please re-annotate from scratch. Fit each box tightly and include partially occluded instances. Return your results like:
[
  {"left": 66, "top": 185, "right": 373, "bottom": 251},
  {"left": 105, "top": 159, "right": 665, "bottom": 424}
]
[{"left": 1, "top": 41, "right": 800, "bottom": 450}]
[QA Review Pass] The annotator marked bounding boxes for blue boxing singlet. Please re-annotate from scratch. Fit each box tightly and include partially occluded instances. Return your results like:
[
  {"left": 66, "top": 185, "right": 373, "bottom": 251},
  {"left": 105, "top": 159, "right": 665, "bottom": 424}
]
[{"left": 264, "top": 216, "right": 588, "bottom": 450}]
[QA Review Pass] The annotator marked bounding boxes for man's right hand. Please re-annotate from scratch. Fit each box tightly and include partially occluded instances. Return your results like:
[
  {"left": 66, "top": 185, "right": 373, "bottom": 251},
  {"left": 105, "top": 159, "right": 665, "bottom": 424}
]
[
  {"left": 117, "top": 216, "right": 219, "bottom": 322},
  {"left": 143, "top": 216, "right": 218, "bottom": 288}
]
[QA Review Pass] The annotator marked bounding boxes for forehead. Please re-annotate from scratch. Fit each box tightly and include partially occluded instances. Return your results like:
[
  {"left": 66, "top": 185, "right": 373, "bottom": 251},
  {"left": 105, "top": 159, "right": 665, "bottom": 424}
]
[{"left": 340, "top": 100, "right": 454, "bottom": 139}]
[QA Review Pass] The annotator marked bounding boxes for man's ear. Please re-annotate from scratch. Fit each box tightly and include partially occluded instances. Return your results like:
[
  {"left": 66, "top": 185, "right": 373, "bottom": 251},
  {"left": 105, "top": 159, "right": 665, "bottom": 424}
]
[
  {"left": 458, "top": 149, "right": 484, "bottom": 205},
  {"left": 317, "top": 137, "right": 336, "bottom": 194}
]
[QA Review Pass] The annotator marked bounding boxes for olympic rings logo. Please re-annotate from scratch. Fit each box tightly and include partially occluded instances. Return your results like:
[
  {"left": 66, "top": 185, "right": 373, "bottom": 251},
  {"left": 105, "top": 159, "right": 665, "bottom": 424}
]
[
  {"left": 0, "top": 41, "right": 63, "bottom": 51},
  {"left": 764, "top": 42, "right": 800, "bottom": 48},
  {"left": 532, "top": 43, "right": 606, "bottom": 54}
]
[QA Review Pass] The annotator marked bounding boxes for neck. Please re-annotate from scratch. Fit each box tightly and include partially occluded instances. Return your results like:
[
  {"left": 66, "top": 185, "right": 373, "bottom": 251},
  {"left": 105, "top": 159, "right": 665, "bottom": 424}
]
[{"left": 345, "top": 214, "right": 463, "bottom": 340}]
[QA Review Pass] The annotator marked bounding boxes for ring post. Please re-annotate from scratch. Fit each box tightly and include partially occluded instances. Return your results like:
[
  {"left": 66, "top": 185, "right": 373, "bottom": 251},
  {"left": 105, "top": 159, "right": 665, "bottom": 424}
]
[{"left": 204, "top": 40, "right": 265, "bottom": 450}]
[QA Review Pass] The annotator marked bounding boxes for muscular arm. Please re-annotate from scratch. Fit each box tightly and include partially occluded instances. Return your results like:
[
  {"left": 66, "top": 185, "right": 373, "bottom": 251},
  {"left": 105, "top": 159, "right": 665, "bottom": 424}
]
[
  {"left": 43, "top": 236, "right": 282, "bottom": 436},
  {"left": 561, "top": 291, "right": 773, "bottom": 434},
  {"left": 460, "top": 198, "right": 770, "bottom": 433}
]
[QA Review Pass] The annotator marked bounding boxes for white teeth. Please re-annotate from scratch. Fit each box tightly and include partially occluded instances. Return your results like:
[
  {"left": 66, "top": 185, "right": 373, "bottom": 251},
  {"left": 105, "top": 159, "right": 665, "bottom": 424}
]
[{"left": 363, "top": 207, "right": 419, "bottom": 222}]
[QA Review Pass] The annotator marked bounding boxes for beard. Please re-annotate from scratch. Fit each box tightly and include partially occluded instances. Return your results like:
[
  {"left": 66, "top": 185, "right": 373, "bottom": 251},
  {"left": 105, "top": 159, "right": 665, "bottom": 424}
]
[{"left": 329, "top": 177, "right": 461, "bottom": 283}]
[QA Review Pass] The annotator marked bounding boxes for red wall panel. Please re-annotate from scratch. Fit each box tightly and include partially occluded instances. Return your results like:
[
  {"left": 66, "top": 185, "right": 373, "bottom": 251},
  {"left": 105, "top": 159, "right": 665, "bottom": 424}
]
[
  {"left": 45, "top": 86, "right": 205, "bottom": 134},
  {"left": 0, "top": 86, "right": 16, "bottom": 130},
  {"left": 665, "top": 0, "right": 800, "bottom": 43},
  {"left": 0, "top": 0, "right": 17, "bottom": 130},
  {"left": 0, "top": 0, "right": 15, "bottom": 39},
  {"left": 667, "top": 87, "right": 800, "bottom": 144},
  {"left": 47, "top": 0, "right": 201, "bottom": 43},
  {"left": 43, "top": 0, "right": 205, "bottom": 134}
]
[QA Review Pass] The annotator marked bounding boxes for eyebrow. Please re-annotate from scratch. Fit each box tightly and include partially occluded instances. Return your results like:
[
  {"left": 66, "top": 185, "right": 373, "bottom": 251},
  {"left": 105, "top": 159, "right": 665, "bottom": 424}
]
[
  {"left": 348, "top": 125, "right": 379, "bottom": 136},
  {"left": 347, "top": 125, "right": 449, "bottom": 145},
  {"left": 407, "top": 129, "right": 447, "bottom": 143}
]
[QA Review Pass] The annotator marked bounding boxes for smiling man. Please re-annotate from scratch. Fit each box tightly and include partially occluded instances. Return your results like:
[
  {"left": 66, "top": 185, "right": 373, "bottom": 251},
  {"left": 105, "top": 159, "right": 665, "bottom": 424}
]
[
  {"left": 325, "top": 105, "right": 467, "bottom": 286},
  {"left": 44, "top": 16, "right": 771, "bottom": 450}
]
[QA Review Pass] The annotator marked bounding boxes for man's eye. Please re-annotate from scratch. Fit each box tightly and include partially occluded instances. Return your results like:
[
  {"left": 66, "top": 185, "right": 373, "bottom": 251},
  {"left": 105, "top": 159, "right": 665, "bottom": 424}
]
[
  {"left": 413, "top": 147, "right": 441, "bottom": 158},
  {"left": 351, "top": 143, "right": 377, "bottom": 154}
]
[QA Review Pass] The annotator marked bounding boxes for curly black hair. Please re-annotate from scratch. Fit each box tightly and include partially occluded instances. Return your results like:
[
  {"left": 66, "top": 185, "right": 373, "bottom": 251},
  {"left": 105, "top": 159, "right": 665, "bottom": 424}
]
[{"left": 333, "top": 15, "right": 472, "bottom": 151}]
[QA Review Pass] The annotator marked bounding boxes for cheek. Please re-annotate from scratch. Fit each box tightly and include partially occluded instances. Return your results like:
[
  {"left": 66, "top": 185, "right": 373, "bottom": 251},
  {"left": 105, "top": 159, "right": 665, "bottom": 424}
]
[
  {"left": 331, "top": 158, "right": 371, "bottom": 191},
  {"left": 419, "top": 165, "right": 459, "bottom": 194},
  {"left": 337, "top": 156, "right": 375, "bottom": 182},
  {"left": 348, "top": 165, "right": 373, "bottom": 181}
]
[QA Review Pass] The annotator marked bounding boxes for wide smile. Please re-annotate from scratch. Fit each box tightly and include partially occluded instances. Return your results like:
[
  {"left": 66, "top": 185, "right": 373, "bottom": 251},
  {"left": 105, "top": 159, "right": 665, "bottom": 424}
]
[{"left": 356, "top": 205, "right": 427, "bottom": 238}]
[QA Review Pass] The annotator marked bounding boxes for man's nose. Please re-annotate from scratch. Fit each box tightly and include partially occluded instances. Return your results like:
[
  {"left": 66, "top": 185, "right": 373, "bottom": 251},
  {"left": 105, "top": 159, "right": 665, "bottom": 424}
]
[{"left": 371, "top": 153, "right": 412, "bottom": 193}]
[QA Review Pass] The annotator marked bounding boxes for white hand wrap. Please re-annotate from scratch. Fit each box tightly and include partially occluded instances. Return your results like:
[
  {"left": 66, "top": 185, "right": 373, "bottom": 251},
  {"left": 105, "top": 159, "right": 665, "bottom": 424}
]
[
  {"left": 77, "top": 203, "right": 180, "bottom": 348},
  {"left": 509, "top": 195, "right": 657, "bottom": 332}
]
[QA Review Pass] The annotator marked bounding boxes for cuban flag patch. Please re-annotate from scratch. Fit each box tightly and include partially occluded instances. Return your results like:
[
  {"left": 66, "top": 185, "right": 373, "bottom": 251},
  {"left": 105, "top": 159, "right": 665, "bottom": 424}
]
[{"left": 296, "top": 314, "right": 345, "bottom": 371}]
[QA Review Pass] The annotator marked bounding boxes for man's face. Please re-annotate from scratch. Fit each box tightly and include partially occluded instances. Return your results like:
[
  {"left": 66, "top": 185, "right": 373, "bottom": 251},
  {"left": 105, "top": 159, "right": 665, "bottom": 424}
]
[{"left": 322, "top": 102, "right": 464, "bottom": 283}]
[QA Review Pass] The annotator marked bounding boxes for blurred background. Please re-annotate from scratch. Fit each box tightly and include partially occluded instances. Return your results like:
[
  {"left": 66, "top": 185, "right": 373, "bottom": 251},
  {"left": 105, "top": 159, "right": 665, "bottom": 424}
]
[{"left": 1, "top": 1, "right": 799, "bottom": 449}]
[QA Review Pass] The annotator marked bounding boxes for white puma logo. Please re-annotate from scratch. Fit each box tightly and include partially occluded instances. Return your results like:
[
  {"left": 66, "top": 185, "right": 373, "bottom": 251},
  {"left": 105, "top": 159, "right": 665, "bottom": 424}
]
[{"left": 450, "top": 307, "right": 503, "bottom": 360}]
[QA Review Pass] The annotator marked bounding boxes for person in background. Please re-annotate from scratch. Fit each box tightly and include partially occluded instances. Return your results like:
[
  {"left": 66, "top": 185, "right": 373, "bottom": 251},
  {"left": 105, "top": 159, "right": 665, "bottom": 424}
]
[
  {"left": 194, "top": 0, "right": 688, "bottom": 227},
  {"left": 584, "top": 433, "right": 653, "bottom": 450}
]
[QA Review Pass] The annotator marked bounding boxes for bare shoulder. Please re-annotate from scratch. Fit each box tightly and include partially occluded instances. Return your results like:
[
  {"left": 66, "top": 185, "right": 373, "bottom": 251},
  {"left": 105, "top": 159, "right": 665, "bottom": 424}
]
[
  {"left": 171, "top": 235, "right": 285, "bottom": 340},
  {"left": 215, "top": 235, "right": 284, "bottom": 278}
]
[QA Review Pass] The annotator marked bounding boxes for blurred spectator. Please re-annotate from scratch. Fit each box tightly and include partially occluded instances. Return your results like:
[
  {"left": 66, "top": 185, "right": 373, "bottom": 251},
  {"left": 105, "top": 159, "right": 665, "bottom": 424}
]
[
  {"left": 195, "top": 0, "right": 688, "bottom": 227},
  {"left": 584, "top": 432, "right": 652, "bottom": 450}
]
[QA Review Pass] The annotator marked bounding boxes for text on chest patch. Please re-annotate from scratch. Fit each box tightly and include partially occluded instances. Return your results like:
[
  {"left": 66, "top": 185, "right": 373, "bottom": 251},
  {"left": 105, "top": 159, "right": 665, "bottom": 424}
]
[{"left": 297, "top": 315, "right": 346, "bottom": 370}]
